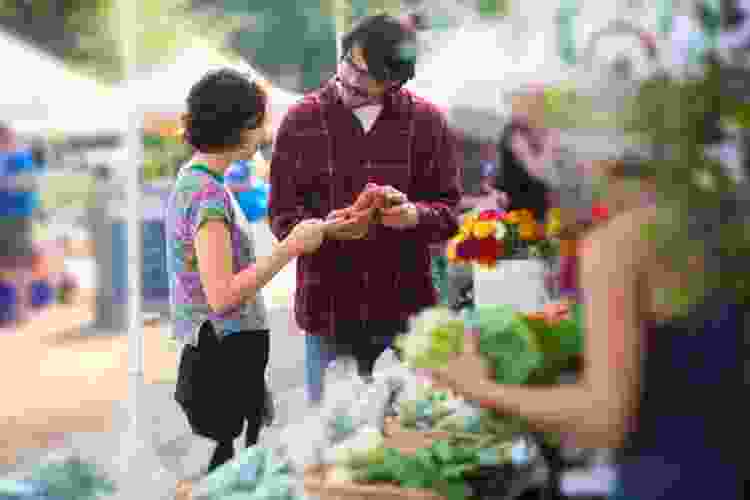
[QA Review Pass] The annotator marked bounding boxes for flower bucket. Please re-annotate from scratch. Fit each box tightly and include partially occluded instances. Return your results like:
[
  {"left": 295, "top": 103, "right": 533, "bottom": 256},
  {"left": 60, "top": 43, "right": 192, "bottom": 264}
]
[{"left": 473, "top": 259, "right": 549, "bottom": 313}]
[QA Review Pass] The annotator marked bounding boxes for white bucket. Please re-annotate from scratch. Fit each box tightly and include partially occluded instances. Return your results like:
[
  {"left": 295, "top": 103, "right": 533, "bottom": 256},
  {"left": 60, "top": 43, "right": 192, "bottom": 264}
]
[{"left": 473, "top": 259, "right": 549, "bottom": 313}]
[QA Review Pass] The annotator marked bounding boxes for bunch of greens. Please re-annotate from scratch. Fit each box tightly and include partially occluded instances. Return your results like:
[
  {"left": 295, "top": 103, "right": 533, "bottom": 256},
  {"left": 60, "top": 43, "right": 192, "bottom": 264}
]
[
  {"left": 398, "top": 387, "right": 456, "bottom": 430},
  {"left": 197, "top": 446, "right": 298, "bottom": 500},
  {"left": 353, "top": 441, "right": 515, "bottom": 500},
  {"left": 0, "top": 457, "right": 117, "bottom": 500},
  {"left": 473, "top": 305, "right": 544, "bottom": 385},
  {"left": 435, "top": 410, "right": 529, "bottom": 450},
  {"left": 524, "top": 303, "right": 584, "bottom": 385},
  {"left": 397, "top": 307, "right": 466, "bottom": 370}
]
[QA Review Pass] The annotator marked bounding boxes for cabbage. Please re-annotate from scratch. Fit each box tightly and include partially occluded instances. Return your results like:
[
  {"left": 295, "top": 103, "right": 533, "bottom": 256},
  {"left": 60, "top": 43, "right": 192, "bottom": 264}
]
[
  {"left": 399, "top": 307, "right": 465, "bottom": 370},
  {"left": 474, "top": 305, "right": 543, "bottom": 385}
]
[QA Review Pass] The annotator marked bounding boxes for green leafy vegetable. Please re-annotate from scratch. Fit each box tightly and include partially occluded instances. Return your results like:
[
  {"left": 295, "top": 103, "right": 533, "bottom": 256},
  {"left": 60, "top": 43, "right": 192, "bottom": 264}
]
[{"left": 475, "top": 305, "right": 543, "bottom": 385}]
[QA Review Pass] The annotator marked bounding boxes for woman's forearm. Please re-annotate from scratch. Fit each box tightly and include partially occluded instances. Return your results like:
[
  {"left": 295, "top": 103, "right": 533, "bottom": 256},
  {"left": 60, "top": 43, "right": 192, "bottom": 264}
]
[
  {"left": 219, "top": 242, "right": 296, "bottom": 312},
  {"left": 477, "top": 382, "right": 626, "bottom": 448}
]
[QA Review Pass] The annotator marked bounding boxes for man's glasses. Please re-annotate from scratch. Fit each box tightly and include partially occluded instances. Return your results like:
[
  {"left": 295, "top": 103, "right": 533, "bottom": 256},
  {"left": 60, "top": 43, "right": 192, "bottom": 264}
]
[{"left": 343, "top": 53, "right": 403, "bottom": 87}]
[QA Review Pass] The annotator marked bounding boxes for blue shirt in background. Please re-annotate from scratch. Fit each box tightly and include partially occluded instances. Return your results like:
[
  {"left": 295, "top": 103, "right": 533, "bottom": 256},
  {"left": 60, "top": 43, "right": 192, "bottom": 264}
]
[{"left": 0, "top": 150, "right": 42, "bottom": 217}]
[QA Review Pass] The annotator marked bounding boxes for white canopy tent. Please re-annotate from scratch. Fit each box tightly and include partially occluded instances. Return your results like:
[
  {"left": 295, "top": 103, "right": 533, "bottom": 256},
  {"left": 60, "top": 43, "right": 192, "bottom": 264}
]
[
  {"left": 121, "top": 44, "right": 301, "bottom": 133},
  {"left": 0, "top": 30, "right": 127, "bottom": 135},
  {"left": 406, "top": 14, "right": 580, "bottom": 141}
]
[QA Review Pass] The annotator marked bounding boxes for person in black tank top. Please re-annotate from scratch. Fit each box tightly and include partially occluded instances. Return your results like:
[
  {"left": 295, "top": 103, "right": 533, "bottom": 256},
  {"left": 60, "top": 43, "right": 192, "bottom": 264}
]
[{"left": 428, "top": 180, "right": 748, "bottom": 499}]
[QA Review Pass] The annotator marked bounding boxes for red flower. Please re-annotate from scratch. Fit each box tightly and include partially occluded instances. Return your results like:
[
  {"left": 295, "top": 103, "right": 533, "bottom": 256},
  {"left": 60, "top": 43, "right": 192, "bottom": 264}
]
[
  {"left": 592, "top": 203, "right": 609, "bottom": 221},
  {"left": 456, "top": 238, "right": 482, "bottom": 259},
  {"left": 478, "top": 210, "right": 502, "bottom": 221},
  {"left": 478, "top": 237, "right": 503, "bottom": 261}
]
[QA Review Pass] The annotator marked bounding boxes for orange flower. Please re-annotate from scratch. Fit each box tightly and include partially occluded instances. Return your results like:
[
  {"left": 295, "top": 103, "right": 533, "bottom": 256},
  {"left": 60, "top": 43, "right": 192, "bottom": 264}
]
[
  {"left": 446, "top": 241, "right": 458, "bottom": 261},
  {"left": 518, "top": 209, "right": 535, "bottom": 222},
  {"left": 519, "top": 221, "right": 538, "bottom": 241},
  {"left": 502, "top": 211, "right": 522, "bottom": 225}
]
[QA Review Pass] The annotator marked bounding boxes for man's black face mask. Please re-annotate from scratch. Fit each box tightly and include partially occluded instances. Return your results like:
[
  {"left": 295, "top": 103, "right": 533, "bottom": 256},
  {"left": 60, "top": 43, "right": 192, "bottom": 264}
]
[{"left": 357, "top": 46, "right": 415, "bottom": 86}]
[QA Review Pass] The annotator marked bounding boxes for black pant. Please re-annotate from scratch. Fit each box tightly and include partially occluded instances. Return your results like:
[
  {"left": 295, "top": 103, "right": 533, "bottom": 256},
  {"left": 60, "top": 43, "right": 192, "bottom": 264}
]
[
  {"left": 177, "top": 324, "right": 270, "bottom": 472},
  {"left": 320, "top": 319, "right": 407, "bottom": 377}
]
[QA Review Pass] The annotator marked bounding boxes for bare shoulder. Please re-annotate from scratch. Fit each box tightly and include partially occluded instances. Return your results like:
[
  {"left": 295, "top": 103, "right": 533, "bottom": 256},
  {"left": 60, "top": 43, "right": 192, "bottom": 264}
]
[{"left": 581, "top": 205, "right": 659, "bottom": 268}]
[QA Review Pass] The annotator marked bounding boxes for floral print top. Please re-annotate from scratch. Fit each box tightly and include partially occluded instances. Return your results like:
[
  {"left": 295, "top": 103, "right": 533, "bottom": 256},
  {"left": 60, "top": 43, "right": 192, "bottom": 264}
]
[{"left": 165, "top": 164, "right": 268, "bottom": 345}]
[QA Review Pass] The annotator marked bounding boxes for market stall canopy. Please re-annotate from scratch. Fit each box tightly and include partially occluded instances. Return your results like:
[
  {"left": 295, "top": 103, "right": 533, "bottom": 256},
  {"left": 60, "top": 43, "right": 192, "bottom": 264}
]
[
  {"left": 121, "top": 44, "right": 301, "bottom": 134},
  {"left": 406, "top": 15, "right": 579, "bottom": 141},
  {"left": 0, "top": 30, "right": 126, "bottom": 136}
]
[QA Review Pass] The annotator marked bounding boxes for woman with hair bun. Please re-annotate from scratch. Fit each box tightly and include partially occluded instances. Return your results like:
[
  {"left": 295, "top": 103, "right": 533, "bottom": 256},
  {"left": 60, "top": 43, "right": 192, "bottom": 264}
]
[{"left": 166, "top": 69, "right": 340, "bottom": 472}]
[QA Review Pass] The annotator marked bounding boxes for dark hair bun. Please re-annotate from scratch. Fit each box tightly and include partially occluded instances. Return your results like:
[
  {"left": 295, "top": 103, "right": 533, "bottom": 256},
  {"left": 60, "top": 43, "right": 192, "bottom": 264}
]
[{"left": 184, "top": 68, "right": 267, "bottom": 153}]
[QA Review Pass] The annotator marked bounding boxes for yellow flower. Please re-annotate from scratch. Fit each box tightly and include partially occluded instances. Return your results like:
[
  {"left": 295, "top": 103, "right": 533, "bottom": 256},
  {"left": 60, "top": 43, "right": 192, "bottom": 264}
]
[
  {"left": 547, "top": 208, "right": 561, "bottom": 223},
  {"left": 459, "top": 214, "right": 478, "bottom": 237},
  {"left": 472, "top": 220, "right": 497, "bottom": 239},
  {"left": 546, "top": 220, "right": 561, "bottom": 237}
]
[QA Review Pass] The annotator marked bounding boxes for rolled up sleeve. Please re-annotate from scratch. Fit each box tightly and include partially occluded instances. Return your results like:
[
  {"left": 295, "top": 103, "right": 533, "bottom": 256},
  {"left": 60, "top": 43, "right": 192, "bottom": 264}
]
[
  {"left": 409, "top": 112, "right": 462, "bottom": 244},
  {"left": 268, "top": 114, "right": 312, "bottom": 242}
]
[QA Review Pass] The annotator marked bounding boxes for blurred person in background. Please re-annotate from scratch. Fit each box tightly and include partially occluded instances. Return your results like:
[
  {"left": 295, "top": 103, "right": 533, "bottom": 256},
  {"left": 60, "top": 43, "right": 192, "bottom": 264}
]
[
  {"left": 494, "top": 85, "right": 598, "bottom": 303},
  {"left": 0, "top": 122, "right": 39, "bottom": 326},
  {"left": 494, "top": 85, "right": 559, "bottom": 222},
  {"left": 166, "top": 69, "right": 337, "bottom": 472},
  {"left": 269, "top": 14, "right": 461, "bottom": 405},
  {"left": 431, "top": 148, "right": 746, "bottom": 499}
]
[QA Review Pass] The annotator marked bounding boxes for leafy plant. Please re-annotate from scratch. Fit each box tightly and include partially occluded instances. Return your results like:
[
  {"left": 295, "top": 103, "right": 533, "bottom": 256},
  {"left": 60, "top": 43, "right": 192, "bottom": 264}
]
[
  {"left": 474, "top": 305, "right": 543, "bottom": 385},
  {"left": 354, "top": 441, "right": 513, "bottom": 500}
]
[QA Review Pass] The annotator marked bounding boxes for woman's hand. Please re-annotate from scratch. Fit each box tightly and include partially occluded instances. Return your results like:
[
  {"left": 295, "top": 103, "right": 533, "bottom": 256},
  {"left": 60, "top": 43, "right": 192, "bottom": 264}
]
[
  {"left": 430, "top": 332, "right": 495, "bottom": 403},
  {"left": 284, "top": 218, "right": 337, "bottom": 255},
  {"left": 325, "top": 207, "right": 376, "bottom": 240}
]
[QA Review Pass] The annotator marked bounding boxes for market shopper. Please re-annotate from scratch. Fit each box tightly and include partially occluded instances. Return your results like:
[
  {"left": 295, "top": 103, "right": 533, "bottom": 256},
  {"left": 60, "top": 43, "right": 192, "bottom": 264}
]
[
  {"left": 430, "top": 151, "right": 746, "bottom": 499},
  {"left": 494, "top": 86, "right": 596, "bottom": 301},
  {"left": 0, "top": 122, "right": 38, "bottom": 326},
  {"left": 269, "top": 14, "right": 462, "bottom": 404},
  {"left": 166, "top": 69, "right": 340, "bottom": 472}
]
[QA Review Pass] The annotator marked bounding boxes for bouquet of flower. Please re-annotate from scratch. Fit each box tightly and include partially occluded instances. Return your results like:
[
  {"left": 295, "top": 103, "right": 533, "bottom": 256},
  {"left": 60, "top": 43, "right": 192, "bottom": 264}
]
[{"left": 446, "top": 209, "right": 560, "bottom": 268}]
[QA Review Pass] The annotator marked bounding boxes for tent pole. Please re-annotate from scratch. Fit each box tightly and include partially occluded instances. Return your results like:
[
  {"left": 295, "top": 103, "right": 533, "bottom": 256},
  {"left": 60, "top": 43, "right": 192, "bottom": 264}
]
[{"left": 113, "top": 0, "right": 148, "bottom": 492}]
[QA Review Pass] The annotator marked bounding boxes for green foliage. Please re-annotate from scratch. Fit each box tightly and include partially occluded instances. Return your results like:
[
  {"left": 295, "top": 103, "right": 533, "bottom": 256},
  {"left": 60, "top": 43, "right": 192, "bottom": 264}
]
[
  {"left": 356, "top": 441, "right": 511, "bottom": 500},
  {"left": 622, "top": 57, "right": 750, "bottom": 312},
  {"left": 478, "top": 0, "right": 508, "bottom": 18},
  {"left": 475, "top": 305, "right": 543, "bottom": 385},
  {"left": 31, "top": 457, "right": 116, "bottom": 500}
]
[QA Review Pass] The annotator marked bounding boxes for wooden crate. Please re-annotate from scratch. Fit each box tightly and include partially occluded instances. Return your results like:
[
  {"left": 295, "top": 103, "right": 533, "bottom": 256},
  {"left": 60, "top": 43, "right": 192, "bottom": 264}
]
[
  {"left": 382, "top": 417, "right": 451, "bottom": 454},
  {"left": 303, "top": 464, "right": 445, "bottom": 500}
]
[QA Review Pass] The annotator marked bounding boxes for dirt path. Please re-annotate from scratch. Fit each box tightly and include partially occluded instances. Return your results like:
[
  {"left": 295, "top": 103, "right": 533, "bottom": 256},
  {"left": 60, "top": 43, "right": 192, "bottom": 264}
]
[{"left": 0, "top": 290, "right": 179, "bottom": 466}]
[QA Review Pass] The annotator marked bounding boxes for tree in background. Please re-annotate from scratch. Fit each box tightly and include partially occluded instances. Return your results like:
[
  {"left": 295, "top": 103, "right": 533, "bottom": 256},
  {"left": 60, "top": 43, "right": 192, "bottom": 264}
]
[
  {"left": 0, "top": 0, "right": 122, "bottom": 83},
  {"left": 0, "top": 0, "right": 240, "bottom": 84},
  {"left": 195, "top": 0, "right": 403, "bottom": 93}
]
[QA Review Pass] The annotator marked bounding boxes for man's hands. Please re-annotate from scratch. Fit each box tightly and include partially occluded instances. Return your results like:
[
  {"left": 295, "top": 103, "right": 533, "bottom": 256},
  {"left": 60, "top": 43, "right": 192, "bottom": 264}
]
[{"left": 325, "top": 183, "right": 419, "bottom": 239}]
